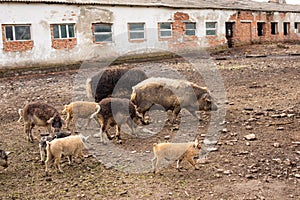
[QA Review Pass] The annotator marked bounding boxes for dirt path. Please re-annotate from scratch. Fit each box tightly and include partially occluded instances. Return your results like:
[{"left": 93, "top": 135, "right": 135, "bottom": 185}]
[{"left": 0, "top": 43, "right": 299, "bottom": 199}]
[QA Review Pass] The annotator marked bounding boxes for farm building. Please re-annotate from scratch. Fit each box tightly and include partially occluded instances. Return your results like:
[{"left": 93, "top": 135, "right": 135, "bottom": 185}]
[{"left": 0, "top": 0, "right": 300, "bottom": 69}]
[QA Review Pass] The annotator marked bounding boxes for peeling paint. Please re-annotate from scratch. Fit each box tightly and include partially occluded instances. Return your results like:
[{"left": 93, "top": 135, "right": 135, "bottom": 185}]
[{"left": 0, "top": 3, "right": 300, "bottom": 68}]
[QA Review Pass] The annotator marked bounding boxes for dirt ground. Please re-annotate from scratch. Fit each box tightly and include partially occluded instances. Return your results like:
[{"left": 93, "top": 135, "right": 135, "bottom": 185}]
[{"left": 0, "top": 43, "right": 299, "bottom": 200}]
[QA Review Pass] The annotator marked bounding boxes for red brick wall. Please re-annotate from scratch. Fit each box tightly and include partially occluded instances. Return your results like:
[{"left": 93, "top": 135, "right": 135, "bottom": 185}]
[
  {"left": 229, "top": 11, "right": 300, "bottom": 46},
  {"left": 168, "top": 12, "right": 198, "bottom": 51},
  {"left": 50, "top": 25, "right": 77, "bottom": 50},
  {"left": 1, "top": 25, "right": 34, "bottom": 52},
  {"left": 51, "top": 38, "right": 77, "bottom": 49}
]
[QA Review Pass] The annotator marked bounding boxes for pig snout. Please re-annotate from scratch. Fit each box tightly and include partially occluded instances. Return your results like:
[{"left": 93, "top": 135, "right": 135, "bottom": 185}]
[
  {"left": 210, "top": 102, "right": 218, "bottom": 111},
  {"left": 0, "top": 150, "right": 8, "bottom": 168},
  {"left": 0, "top": 160, "right": 8, "bottom": 168}
]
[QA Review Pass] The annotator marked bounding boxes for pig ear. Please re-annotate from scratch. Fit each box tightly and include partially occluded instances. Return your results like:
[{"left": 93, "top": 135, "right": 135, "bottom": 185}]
[
  {"left": 202, "top": 93, "right": 212, "bottom": 102},
  {"left": 47, "top": 117, "right": 54, "bottom": 124},
  {"left": 61, "top": 105, "right": 67, "bottom": 113},
  {"left": 194, "top": 139, "right": 199, "bottom": 147}
]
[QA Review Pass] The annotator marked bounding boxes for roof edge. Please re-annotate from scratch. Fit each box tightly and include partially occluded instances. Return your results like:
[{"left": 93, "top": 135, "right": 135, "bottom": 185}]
[{"left": 1, "top": 0, "right": 300, "bottom": 13}]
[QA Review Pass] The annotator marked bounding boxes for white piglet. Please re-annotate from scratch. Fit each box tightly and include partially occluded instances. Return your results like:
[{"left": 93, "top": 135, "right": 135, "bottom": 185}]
[
  {"left": 62, "top": 101, "right": 101, "bottom": 133},
  {"left": 45, "top": 135, "right": 85, "bottom": 173},
  {"left": 152, "top": 139, "right": 201, "bottom": 173}
]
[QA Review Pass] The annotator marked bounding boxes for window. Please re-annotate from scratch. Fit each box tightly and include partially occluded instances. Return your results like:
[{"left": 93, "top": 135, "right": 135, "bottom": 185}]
[
  {"left": 271, "top": 22, "right": 278, "bottom": 35},
  {"left": 52, "top": 24, "right": 75, "bottom": 39},
  {"left": 283, "top": 22, "right": 290, "bottom": 35},
  {"left": 128, "top": 23, "right": 145, "bottom": 40},
  {"left": 159, "top": 22, "right": 172, "bottom": 38},
  {"left": 93, "top": 23, "right": 112, "bottom": 42},
  {"left": 185, "top": 22, "right": 196, "bottom": 36},
  {"left": 5, "top": 25, "right": 31, "bottom": 41},
  {"left": 206, "top": 22, "right": 217, "bottom": 36},
  {"left": 295, "top": 22, "right": 300, "bottom": 34},
  {"left": 257, "top": 22, "right": 265, "bottom": 36}
]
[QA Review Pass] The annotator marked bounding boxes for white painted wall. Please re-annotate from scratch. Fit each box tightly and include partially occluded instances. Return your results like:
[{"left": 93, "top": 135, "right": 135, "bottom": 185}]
[
  {"left": 2, "top": 3, "right": 299, "bottom": 68},
  {"left": 253, "top": 0, "right": 300, "bottom": 4}
]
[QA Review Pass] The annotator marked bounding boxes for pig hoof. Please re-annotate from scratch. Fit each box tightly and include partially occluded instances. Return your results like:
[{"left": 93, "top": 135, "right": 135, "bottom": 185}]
[
  {"left": 117, "top": 140, "right": 122, "bottom": 144},
  {"left": 108, "top": 135, "right": 115, "bottom": 140}
]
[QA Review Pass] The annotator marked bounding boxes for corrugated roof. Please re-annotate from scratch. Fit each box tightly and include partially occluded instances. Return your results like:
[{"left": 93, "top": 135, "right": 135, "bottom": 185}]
[{"left": 1, "top": 0, "right": 300, "bottom": 12}]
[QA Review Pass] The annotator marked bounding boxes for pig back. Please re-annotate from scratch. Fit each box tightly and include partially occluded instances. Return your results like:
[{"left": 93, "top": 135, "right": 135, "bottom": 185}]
[
  {"left": 48, "top": 135, "right": 84, "bottom": 156},
  {"left": 132, "top": 77, "right": 200, "bottom": 107},
  {"left": 23, "top": 102, "right": 59, "bottom": 124}
]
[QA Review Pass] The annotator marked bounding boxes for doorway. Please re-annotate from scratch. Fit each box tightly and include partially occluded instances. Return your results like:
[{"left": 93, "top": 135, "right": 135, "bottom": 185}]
[{"left": 226, "top": 22, "right": 235, "bottom": 48}]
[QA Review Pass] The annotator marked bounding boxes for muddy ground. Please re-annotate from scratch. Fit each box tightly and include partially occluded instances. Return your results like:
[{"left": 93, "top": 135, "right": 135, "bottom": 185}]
[{"left": 0, "top": 43, "right": 299, "bottom": 200}]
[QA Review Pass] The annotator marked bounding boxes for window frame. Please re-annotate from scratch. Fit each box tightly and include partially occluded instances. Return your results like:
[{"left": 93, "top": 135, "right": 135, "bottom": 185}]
[
  {"left": 184, "top": 22, "right": 196, "bottom": 36},
  {"left": 93, "top": 23, "right": 113, "bottom": 43},
  {"left": 295, "top": 22, "right": 300, "bottom": 34},
  {"left": 52, "top": 23, "right": 76, "bottom": 39},
  {"left": 128, "top": 22, "right": 146, "bottom": 41},
  {"left": 257, "top": 22, "right": 266, "bottom": 37},
  {"left": 205, "top": 21, "right": 217, "bottom": 36},
  {"left": 283, "top": 22, "right": 290, "bottom": 36},
  {"left": 271, "top": 22, "right": 279, "bottom": 35},
  {"left": 4, "top": 24, "right": 31, "bottom": 41},
  {"left": 158, "top": 22, "right": 172, "bottom": 38}
]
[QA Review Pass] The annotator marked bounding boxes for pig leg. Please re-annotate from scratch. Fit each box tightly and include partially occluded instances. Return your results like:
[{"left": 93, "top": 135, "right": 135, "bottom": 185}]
[
  {"left": 104, "top": 119, "right": 114, "bottom": 140},
  {"left": 138, "top": 102, "right": 152, "bottom": 124},
  {"left": 151, "top": 156, "right": 157, "bottom": 173},
  {"left": 76, "top": 150, "right": 85, "bottom": 163},
  {"left": 65, "top": 113, "right": 71, "bottom": 130},
  {"left": 67, "top": 155, "right": 72, "bottom": 165},
  {"left": 95, "top": 116, "right": 106, "bottom": 143},
  {"left": 186, "top": 106, "right": 200, "bottom": 120},
  {"left": 25, "top": 122, "right": 34, "bottom": 142},
  {"left": 39, "top": 144, "right": 46, "bottom": 163},
  {"left": 115, "top": 125, "right": 122, "bottom": 143},
  {"left": 46, "top": 125, "right": 53, "bottom": 137},
  {"left": 186, "top": 157, "right": 199, "bottom": 170},
  {"left": 45, "top": 151, "right": 53, "bottom": 172},
  {"left": 171, "top": 107, "right": 181, "bottom": 124},
  {"left": 84, "top": 117, "right": 92, "bottom": 129},
  {"left": 45, "top": 160, "right": 50, "bottom": 172},
  {"left": 100, "top": 122, "right": 110, "bottom": 144},
  {"left": 154, "top": 157, "right": 161, "bottom": 173},
  {"left": 126, "top": 118, "right": 138, "bottom": 136},
  {"left": 176, "top": 159, "right": 183, "bottom": 171},
  {"left": 71, "top": 116, "right": 77, "bottom": 133},
  {"left": 99, "top": 129, "right": 105, "bottom": 143},
  {"left": 95, "top": 126, "right": 106, "bottom": 144},
  {"left": 54, "top": 155, "right": 63, "bottom": 173}
]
